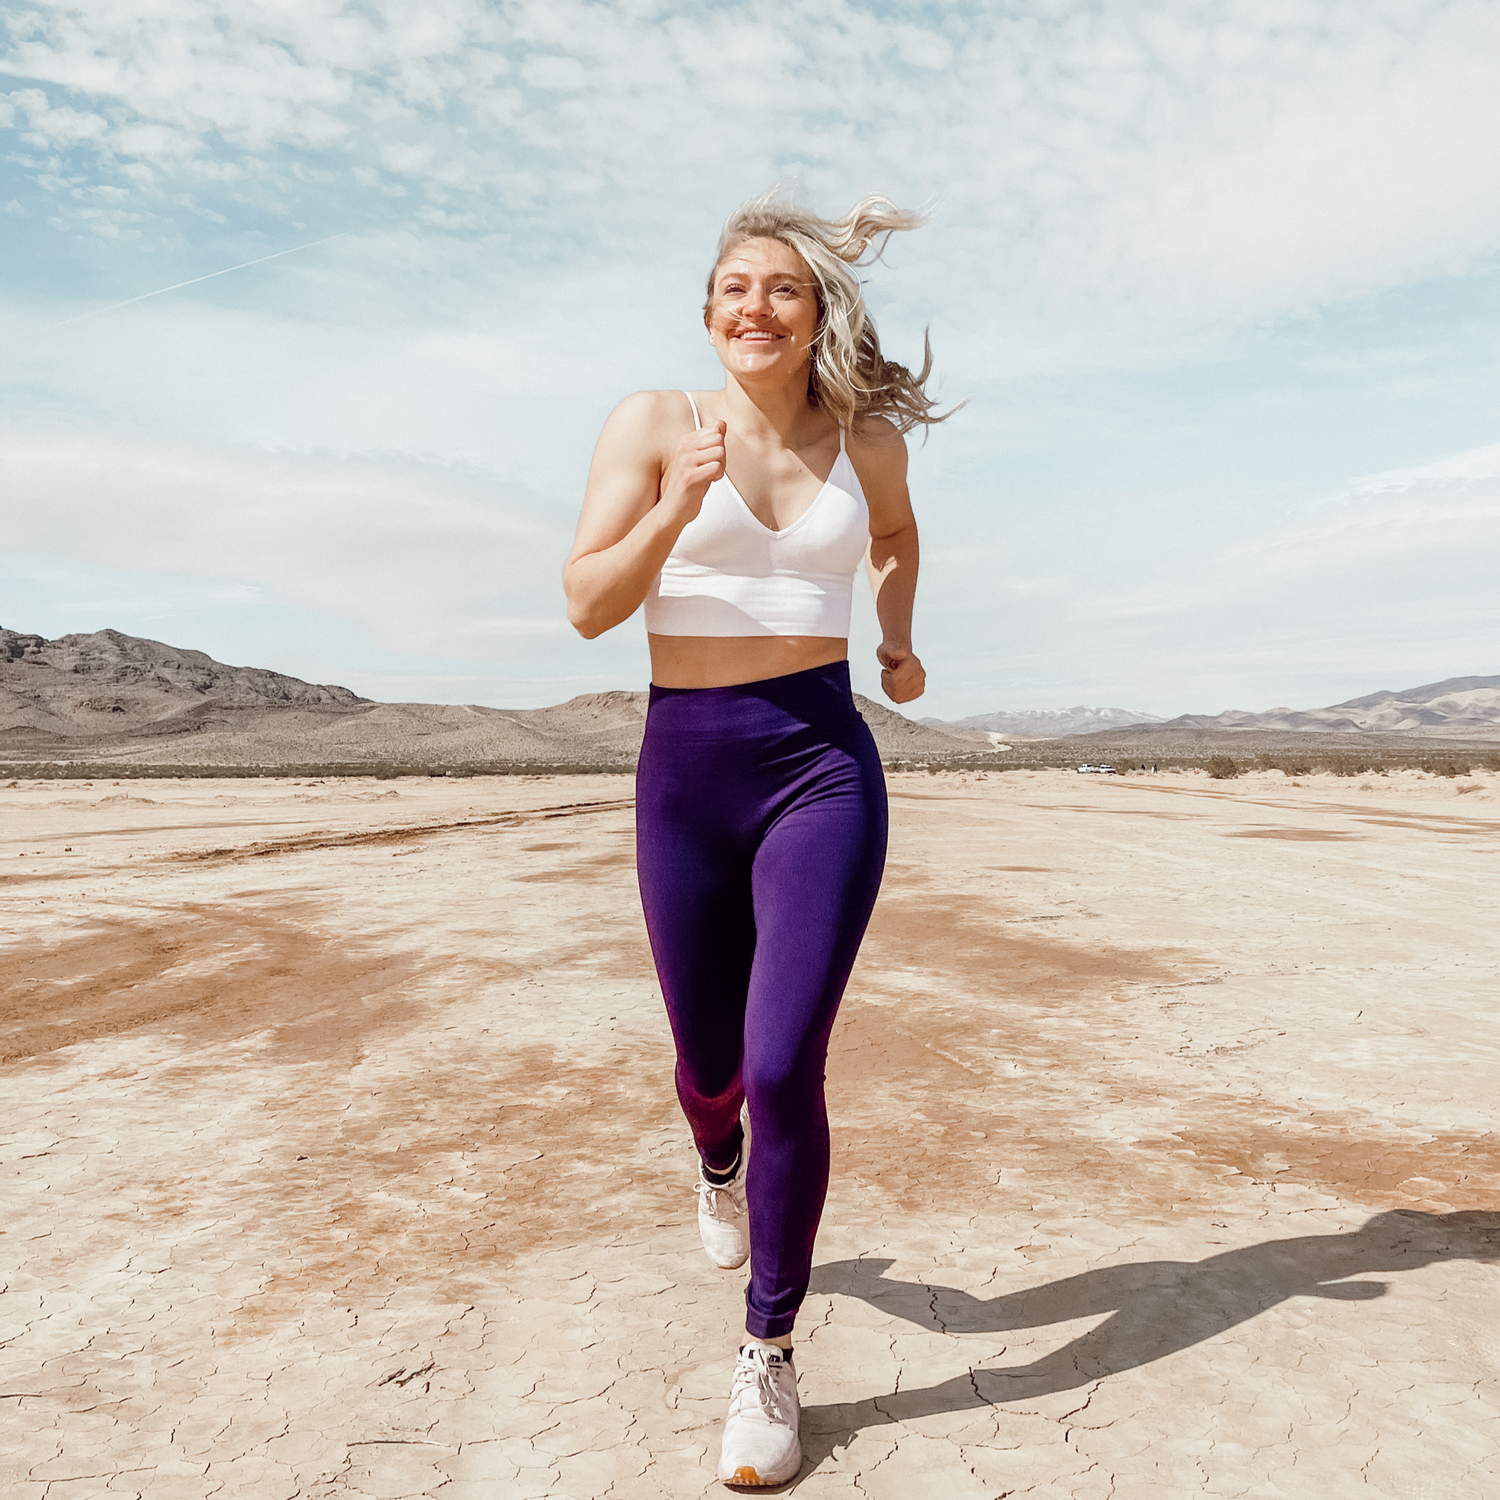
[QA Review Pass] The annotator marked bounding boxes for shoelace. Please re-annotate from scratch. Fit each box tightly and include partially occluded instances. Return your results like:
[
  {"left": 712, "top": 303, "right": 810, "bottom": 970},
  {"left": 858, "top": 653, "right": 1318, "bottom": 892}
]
[
  {"left": 730, "top": 1353, "right": 789, "bottom": 1425},
  {"left": 694, "top": 1178, "right": 741, "bottom": 1220}
]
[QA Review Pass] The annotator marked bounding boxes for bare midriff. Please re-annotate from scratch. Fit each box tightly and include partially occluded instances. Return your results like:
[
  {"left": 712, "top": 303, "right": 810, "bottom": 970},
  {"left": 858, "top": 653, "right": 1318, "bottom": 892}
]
[{"left": 647, "top": 634, "right": 848, "bottom": 689}]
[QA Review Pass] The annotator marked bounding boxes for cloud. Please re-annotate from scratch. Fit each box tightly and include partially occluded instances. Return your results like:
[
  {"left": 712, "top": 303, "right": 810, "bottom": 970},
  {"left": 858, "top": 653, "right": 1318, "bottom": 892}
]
[
  {"left": 0, "top": 427, "right": 632, "bottom": 679},
  {"left": 6, "top": 2, "right": 1500, "bottom": 324},
  {"left": 5, "top": 410, "right": 1493, "bottom": 719},
  {"left": 922, "top": 443, "right": 1500, "bottom": 714},
  {"left": 4, "top": 249, "right": 725, "bottom": 505},
  {"left": 1354, "top": 441, "right": 1500, "bottom": 489}
]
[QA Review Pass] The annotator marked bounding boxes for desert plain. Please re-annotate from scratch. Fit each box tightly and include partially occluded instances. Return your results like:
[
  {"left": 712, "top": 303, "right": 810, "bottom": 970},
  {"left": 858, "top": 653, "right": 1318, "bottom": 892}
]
[{"left": 2, "top": 765, "right": 1497, "bottom": 1499}]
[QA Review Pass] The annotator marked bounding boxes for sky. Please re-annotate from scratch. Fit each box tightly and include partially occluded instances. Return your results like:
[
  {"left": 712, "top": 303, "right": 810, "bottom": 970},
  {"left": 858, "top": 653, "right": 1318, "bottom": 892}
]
[{"left": 2, "top": 0, "right": 1498, "bottom": 719}]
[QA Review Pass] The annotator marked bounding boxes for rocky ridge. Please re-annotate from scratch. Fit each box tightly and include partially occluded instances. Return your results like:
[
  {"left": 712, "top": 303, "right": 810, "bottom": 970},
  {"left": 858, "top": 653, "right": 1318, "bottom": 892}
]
[
  {"left": 1, "top": 628, "right": 368, "bottom": 737},
  {"left": 0, "top": 628, "right": 975, "bottom": 769},
  {"left": 930, "top": 675, "right": 1500, "bottom": 740},
  {"left": 1153, "top": 674, "right": 1500, "bottom": 738}
]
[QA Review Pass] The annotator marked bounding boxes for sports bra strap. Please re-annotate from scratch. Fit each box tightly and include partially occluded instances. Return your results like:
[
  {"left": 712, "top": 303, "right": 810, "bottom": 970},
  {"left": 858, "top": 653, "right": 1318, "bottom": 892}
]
[{"left": 683, "top": 390, "right": 846, "bottom": 453}]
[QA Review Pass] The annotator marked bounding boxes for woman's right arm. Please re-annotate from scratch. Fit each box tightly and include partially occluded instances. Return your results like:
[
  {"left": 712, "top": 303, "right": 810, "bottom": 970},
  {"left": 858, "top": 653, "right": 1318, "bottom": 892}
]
[{"left": 564, "top": 392, "right": 726, "bottom": 639}]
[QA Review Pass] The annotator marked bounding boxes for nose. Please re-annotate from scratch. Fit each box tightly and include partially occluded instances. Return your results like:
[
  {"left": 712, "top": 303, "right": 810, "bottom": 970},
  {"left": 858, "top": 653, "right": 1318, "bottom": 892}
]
[{"left": 738, "top": 283, "right": 774, "bottom": 318}]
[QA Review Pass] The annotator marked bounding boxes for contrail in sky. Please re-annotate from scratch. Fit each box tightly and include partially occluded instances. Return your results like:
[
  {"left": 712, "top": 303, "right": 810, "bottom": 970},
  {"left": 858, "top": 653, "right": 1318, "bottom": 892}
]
[{"left": 40, "top": 230, "right": 353, "bottom": 332}]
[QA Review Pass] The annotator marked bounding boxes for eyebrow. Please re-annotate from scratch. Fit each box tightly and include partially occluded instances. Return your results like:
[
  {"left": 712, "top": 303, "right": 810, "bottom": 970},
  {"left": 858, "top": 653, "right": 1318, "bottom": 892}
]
[{"left": 714, "top": 270, "right": 815, "bottom": 286}]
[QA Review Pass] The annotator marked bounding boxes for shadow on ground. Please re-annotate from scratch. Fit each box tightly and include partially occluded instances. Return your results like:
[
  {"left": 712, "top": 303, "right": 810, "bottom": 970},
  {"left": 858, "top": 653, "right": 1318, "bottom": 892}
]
[{"left": 790, "top": 1210, "right": 1500, "bottom": 1485}]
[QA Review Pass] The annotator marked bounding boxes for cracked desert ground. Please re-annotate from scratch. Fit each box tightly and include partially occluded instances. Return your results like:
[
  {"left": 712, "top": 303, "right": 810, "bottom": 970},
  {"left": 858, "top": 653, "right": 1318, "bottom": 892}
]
[{"left": 3, "top": 766, "right": 1498, "bottom": 1500}]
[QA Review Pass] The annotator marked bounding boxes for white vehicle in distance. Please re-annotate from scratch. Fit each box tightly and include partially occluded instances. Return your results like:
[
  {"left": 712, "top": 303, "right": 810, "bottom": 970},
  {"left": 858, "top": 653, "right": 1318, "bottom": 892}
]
[{"left": 1075, "top": 763, "right": 1118, "bottom": 775}]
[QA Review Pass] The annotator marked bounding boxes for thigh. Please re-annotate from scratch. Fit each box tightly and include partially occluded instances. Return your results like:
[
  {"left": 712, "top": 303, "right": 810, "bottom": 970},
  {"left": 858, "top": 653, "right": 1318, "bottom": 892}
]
[
  {"left": 744, "top": 743, "right": 888, "bottom": 1074},
  {"left": 636, "top": 766, "right": 758, "bottom": 1081}
]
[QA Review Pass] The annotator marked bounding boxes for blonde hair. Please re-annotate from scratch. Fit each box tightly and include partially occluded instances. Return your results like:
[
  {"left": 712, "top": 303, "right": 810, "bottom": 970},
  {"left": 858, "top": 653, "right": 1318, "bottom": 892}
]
[{"left": 704, "top": 189, "right": 957, "bottom": 435}]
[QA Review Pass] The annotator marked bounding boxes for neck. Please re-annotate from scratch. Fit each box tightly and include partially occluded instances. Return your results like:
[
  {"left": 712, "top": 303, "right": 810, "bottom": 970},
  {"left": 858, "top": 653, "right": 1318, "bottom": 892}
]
[{"left": 719, "top": 368, "right": 824, "bottom": 443}]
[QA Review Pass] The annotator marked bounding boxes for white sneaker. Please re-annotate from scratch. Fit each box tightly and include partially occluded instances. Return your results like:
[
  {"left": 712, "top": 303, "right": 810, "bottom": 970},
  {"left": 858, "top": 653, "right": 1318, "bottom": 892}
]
[
  {"left": 695, "top": 1155, "right": 749, "bottom": 1270},
  {"left": 718, "top": 1344, "right": 801, "bottom": 1487}
]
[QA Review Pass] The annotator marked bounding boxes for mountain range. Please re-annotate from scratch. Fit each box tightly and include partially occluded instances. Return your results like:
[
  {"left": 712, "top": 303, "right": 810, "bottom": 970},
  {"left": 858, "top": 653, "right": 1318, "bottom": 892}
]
[
  {"left": 0, "top": 628, "right": 975, "bottom": 767},
  {"left": 4, "top": 629, "right": 1497, "bottom": 769},
  {"left": 929, "top": 676, "right": 1500, "bottom": 740},
  {"left": 1147, "top": 676, "right": 1500, "bottom": 738}
]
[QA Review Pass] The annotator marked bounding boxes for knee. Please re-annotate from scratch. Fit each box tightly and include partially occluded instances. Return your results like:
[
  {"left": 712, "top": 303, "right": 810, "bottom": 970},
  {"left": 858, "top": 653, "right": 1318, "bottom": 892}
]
[
  {"left": 743, "top": 1052, "right": 823, "bottom": 1123},
  {"left": 675, "top": 1055, "right": 740, "bottom": 1112}
]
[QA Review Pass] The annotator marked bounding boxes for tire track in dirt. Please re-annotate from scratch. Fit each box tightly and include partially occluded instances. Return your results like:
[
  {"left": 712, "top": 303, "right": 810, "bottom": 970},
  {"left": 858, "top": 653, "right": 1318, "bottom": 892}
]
[{"left": 171, "top": 797, "right": 635, "bottom": 864}]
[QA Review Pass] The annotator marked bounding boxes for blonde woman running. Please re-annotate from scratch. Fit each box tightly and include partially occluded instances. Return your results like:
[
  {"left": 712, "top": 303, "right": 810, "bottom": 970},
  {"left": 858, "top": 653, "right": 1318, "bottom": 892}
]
[{"left": 565, "top": 190, "right": 952, "bottom": 1487}]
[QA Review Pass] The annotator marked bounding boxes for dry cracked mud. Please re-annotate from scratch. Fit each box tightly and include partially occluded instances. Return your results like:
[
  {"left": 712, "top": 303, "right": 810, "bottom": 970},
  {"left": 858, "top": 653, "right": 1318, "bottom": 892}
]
[{"left": 2, "top": 767, "right": 1497, "bottom": 1498}]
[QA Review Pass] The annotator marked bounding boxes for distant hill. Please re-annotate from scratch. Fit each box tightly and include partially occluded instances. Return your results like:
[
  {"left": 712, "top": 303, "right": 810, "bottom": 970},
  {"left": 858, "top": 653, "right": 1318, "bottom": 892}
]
[
  {"left": 0, "top": 628, "right": 368, "bottom": 737},
  {"left": 924, "top": 705, "right": 1164, "bottom": 737},
  {"left": 926, "top": 676, "right": 1500, "bottom": 741},
  {"left": 9, "top": 628, "right": 1493, "bottom": 770},
  {"left": 0, "top": 628, "right": 975, "bottom": 769},
  {"left": 1153, "top": 675, "right": 1500, "bottom": 739}
]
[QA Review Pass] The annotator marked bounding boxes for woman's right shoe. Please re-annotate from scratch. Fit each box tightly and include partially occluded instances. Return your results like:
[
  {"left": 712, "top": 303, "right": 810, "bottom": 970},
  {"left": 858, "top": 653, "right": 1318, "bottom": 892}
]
[
  {"left": 695, "top": 1157, "right": 749, "bottom": 1269},
  {"left": 717, "top": 1344, "right": 801, "bottom": 1486}
]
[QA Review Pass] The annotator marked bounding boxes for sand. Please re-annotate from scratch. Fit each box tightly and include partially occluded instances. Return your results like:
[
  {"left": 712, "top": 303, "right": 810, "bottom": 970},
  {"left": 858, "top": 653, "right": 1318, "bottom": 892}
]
[{"left": 2, "top": 767, "right": 1497, "bottom": 1498}]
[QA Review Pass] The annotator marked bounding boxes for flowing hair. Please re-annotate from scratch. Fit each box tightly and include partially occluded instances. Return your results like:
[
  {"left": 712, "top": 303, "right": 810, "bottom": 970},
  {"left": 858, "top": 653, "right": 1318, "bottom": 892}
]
[{"left": 704, "top": 189, "right": 958, "bottom": 434}]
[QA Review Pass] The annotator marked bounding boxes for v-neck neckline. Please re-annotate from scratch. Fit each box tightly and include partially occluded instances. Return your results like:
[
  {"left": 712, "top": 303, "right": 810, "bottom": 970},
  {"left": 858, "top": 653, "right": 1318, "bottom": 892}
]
[{"left": 721, "top": 452, "right": 843, "bottom": 539}]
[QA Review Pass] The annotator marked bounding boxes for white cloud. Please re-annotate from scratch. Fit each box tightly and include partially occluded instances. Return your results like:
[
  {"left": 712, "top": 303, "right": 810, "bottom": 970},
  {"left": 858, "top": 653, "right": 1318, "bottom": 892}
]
[
  {"left": 6, "top": 410, "right": 1492, "bottom": 720},
  {"left": 6, "top": 2, "right": 1500, "bottom": 324},
  {"left": 4, "top": 84, "right": 109, "bottom": 147},
  {"left": 1354, "top": 441, "right": 1500, "bottom": 489},
  {"left": 0, "top": 428, "right": 582, "bottom": 664},
  {"left": 921, "top": 446, "right": 1500, "bottom": 715},
  {"left": 520, "top": 54, "right": 586, "bottom": 91}
]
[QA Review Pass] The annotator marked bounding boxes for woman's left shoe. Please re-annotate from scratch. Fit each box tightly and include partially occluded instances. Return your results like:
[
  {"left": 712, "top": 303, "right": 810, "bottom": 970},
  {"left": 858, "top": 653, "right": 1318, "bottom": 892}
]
[
  {"left": 717, "top": 1343, "right": 801, "bottom": 1486},
  {"left": 695, "top": 1157, "right": 749, "bottom": 1269}
]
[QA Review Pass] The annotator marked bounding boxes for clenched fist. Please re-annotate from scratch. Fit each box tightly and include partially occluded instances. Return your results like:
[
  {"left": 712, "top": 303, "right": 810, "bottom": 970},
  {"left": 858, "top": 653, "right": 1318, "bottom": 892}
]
[
  {"left": 878, "top": 642, "right": 925, "bottom": 704},
  {"left": 659, "top": 419, "right": 727, "bottom": 526}
]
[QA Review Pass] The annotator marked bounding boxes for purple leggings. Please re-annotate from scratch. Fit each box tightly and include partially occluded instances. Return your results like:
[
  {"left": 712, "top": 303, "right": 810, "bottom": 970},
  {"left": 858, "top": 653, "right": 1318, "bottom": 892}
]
[{"left": 635, "top": 661, "right": 888, "bottom": 1339}]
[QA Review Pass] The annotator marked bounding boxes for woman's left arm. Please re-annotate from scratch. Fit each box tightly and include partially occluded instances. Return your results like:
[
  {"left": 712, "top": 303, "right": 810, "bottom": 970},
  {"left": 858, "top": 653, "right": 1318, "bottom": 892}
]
[{"left": 852, "top": 418, "right": 925, "bottom": 706}]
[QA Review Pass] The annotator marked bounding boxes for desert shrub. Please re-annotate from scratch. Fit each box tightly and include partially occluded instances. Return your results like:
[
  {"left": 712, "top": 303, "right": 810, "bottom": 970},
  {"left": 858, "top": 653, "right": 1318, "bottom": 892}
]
[
  {"left": 1429, "top": 758, "right": 1470, "bottom": 778},
  {"left": 1316, "top": 754, "right": 1377, "bottom": 777},
  {"left": 1254, "top": 754, "right": 1311, "bottom": 775},
  {"left": 1205, "top": 755, "right": 1240, "bottom": 779}
]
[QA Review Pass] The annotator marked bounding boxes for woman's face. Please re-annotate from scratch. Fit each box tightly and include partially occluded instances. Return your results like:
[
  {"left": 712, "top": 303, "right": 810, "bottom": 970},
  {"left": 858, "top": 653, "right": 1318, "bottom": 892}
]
[{"left": 707, "top": 237, "right": 819, "bottom": 380}]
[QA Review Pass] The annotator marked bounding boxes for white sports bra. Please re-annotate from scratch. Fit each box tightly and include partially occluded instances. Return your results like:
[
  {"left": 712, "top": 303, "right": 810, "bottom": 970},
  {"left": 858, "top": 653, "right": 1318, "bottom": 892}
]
[{"left": 644, "top": 392, "right": 871, "bottom": 638}]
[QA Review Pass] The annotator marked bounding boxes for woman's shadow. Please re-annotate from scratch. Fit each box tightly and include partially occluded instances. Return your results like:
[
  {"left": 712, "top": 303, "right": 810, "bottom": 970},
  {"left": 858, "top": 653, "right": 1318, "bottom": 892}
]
[{"left": 799, "top": 1210, "right": 1499, "bottom": 1471}]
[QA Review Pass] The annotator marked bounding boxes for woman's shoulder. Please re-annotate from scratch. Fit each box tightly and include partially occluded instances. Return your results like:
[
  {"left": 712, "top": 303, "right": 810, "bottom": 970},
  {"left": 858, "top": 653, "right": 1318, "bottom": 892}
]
[
  {"left": 846, "top": 412, "right": 908, "bottom": 470},
  {"left": 609, "top": 389, "right": 699, "bottom": 427},
  {"left": 596, "top": 390, "right": 698, "bottom": 460},
  {"left": 848, "top": 411, "right": 904, "bottom": 445}
]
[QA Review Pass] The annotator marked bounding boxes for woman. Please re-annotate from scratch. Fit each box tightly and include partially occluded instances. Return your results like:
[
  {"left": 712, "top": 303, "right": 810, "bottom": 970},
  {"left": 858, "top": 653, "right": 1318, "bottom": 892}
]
[{"left": 564, "top": 190, "right": 951, "bottom": 1487}]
